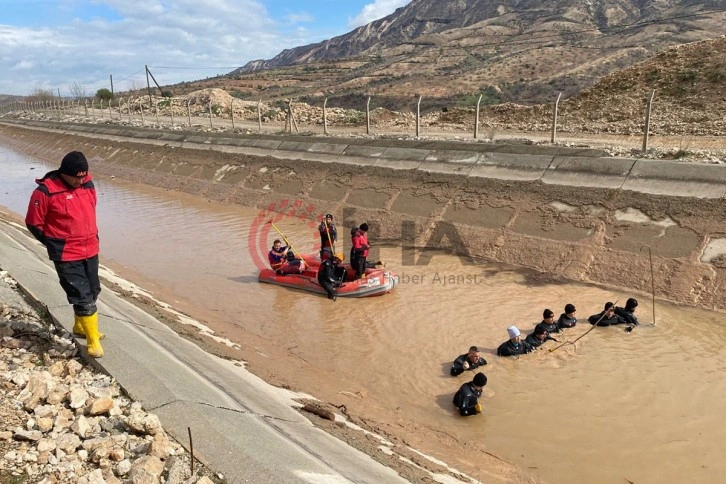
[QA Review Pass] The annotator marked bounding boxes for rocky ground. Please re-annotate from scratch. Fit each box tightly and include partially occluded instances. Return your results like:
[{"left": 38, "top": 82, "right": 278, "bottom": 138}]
[{"left": 0, "top": 270, "right": 224, "bottom": 484}]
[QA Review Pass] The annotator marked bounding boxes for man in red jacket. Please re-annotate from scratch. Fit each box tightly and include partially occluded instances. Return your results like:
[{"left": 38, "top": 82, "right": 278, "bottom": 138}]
[
  {"left": 350, "top": 223, "right": 370, "bottom": 279},
  {"left": 25, "top": 151, "right": 104, "bottom": 358}
]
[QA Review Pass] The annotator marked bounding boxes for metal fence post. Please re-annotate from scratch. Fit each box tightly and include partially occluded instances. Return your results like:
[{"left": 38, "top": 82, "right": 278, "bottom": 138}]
[
  {"left": 208, "top": 100, "right": 213, "bottom": 128},
  {"left": 258, "top": 99, "right": 262, "bottom": 132},
  {"left": 187, "top": 99, "right": 192, "bottom": 127},
  {"left": 366, "top": 96, "right": 371, "bottom": 135},
  {"left": 230, "top": 99, "right": 235, "bottom": 131},
  {"left": 474, "top": 94, "right": 483, "bottom": 139},
  {"left": 169, "top": 98, "right": 174, "bottom": 126},
  {"left": 127, "top": 98, "right": 132, "bottom": 122},
  {"left": 323, "top": 97, "right": 328, "bottom": 135},
  {"left": 416, "top": 95, "right": 422, "bottom": 138},
  {"left": 551, "top": 92, "right": 562, "bottom": 143},
  {"left": 140, "top": 99, "right": 145, "bottom": 125},
  {"left": 287, "top": 99, "right": 299, "bottom": 133},
  {"left": 642, "top": 90, "right": 655, "bottom": 155}
]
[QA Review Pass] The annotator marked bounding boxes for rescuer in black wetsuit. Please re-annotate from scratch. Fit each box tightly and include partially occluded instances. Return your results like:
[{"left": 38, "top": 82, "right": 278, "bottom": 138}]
[
  {"left": 450, "top": 346, "right": 488, "bottom": 376},
  {"left": 558, "top": 303, "right": 577, "bottom": 329},
  {"left": 524, "top": 324, "right": 556, "bottom": 349},
  {"left": 588, "top": 302, "right": 627, "bottom": 326},
  {"left": 497, "top": 325, "right": 533, "bottom": 357},
  {"left": 615, "top": 298, "right": 640, "bottom": 326},
  {"left": 452, "top": 372, "right": 487, "bottom": 417},
  {"left": 535, "top": 308, "right": 561, "bottom": 335},
  {"left": 317, "top": 252, "right": 345, "bottom": 301}
]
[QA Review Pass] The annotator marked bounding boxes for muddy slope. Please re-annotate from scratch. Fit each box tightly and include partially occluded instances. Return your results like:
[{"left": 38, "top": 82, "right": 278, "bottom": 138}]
[{"left": 1, "top": 124, "right": 724, "bottom": 312}]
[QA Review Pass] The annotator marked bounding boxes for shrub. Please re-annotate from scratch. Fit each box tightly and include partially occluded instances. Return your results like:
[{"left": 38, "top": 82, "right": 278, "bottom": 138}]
[{"left": 95, "top": 88, "right": 114, "bottom": 101}]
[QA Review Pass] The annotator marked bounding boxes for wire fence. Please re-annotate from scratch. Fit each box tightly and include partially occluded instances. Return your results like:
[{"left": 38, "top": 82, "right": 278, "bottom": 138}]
[{"left": 1, "top": 90, "right": 724, "bottom": 161}]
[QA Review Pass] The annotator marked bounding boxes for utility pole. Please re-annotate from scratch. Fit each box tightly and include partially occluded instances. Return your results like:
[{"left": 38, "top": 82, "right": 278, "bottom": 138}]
[
  {"left": 110, "top": 75, "right": 114, "bottom": 96},
  {"left": 146, "top": 65, "right": 152, "bottom": 105}
]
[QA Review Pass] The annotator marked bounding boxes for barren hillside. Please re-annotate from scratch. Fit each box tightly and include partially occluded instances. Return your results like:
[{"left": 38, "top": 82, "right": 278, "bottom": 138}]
[{"left": 166, "top": 0, "right": 725, "bottom": 110}]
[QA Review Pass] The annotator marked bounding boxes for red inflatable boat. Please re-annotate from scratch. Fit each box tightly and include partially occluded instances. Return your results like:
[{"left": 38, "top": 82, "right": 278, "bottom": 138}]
[{"left": 258, "top": 253, "right": 399, "bottom": 298}]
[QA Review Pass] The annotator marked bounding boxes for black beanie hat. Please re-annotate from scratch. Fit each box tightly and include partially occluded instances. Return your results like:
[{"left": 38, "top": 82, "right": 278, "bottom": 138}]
[
  {"left": 543, "top": 309, "right": 554, "bottom": 318},
  {"left": 59, "top": 151, "right": 89, "bottom": 177},
  {"left": 565, "top": 303, "right": 576, "bottom": 314},
  {"left": 473, "top": 372, "right": 487, "bottom": 387},
  {"left": 359, "top": 223, "right": 369, "bottom": 231},
  {"left": 626, "top": 298, "right": 638, "bottom": 309}
]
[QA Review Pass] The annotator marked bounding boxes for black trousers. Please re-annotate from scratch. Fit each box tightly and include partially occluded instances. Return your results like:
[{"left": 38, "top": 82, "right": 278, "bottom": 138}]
[
  {"left": 53, "top": 255, "right": 101, "bottom": 316},
  {"left": 352, "top": 254, "right": 367, "bottom": 278},
  {"left": 320, "top": 281, "right": 336, "bottom": 299}
]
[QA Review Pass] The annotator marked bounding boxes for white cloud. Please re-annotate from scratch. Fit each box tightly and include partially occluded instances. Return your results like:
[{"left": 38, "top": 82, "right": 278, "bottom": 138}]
[
  {"left": 284, "top": 12, "right": 315, "bottom": 24},
  {"left": 13, "top": 60, "right": 35, "bottom": 70},
  {"left": 0, "top": 0, "right": 320, "bottom": 96},
  {"left": 348, "top": 0, "right": 410, "bottom": 29}
]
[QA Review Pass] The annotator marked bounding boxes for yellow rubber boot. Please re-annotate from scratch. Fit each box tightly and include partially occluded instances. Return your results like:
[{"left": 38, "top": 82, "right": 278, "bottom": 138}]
[
  {"left": 78, "top": 313, "right": 104, "bottom": 358},
  {"left": 73, "top": 315, "right": 105, "bottom": 340}
]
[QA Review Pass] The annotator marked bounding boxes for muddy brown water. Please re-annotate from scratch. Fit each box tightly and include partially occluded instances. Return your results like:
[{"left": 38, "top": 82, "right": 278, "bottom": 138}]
[{"left": 1, "top": 145, "right": 725, "bottom": 484}]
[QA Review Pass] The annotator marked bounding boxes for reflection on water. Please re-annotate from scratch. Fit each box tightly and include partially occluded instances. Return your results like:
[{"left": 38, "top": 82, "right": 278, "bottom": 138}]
[{"left": 1, "top": 144, "right": 724, "bottom": 484}]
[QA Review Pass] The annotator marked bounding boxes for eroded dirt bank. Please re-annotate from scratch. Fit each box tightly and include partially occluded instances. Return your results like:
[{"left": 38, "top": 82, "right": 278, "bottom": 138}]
[{"left": 2, "top": 123, "right": 723, "bottom": 313}]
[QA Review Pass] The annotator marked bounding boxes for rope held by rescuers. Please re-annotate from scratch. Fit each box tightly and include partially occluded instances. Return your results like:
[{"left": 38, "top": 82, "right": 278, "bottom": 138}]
[{"left": 549, "top": 299, "right": 619, "bottom": 353}]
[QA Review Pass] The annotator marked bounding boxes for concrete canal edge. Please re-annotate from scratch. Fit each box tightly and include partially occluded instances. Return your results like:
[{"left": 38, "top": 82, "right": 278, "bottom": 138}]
[{"left": 1, "top": 119, "right": 725, "bottom": 312}]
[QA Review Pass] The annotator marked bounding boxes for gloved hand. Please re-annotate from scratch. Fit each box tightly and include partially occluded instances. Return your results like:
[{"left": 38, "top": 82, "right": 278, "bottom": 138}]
[
  {"left": 463, "top": 361, "right": 470, "bottom": 370},
  {"left": 474, "top": 403, "right": 483, "bottom": 414}
]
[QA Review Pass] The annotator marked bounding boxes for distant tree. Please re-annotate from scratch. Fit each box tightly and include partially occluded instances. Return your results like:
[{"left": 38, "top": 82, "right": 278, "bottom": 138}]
[
  {"left": 161, "top": 90, "right": 173, "bottom": 98},
  {"left": 27, "top": 88, "right": 54, "bottom": 102},
  {"left": 128, "top": 79, "right": 145, "bottom": 93},
  {"left": 68, "top": 82, "right": 86, "bottom": 100},
  {"left": 95, "top": 88, "right": 114, "bottom": 101}
]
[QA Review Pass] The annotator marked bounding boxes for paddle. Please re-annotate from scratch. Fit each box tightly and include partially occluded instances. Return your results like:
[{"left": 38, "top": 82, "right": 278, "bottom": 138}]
[
  {"left": 269, "top": 221, "right": 303, "bottom": 261},
  {"left": 549, "top": 299, "right": 619, "bottom": 353},
  {"left": 322, "top": 218, "right": 336, "bottom": 255}
]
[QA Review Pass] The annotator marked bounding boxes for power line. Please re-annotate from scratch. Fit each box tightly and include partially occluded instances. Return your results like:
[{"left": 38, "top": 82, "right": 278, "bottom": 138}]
[{"left": 147, "top": 66, "right": 241, "bottom": 70}]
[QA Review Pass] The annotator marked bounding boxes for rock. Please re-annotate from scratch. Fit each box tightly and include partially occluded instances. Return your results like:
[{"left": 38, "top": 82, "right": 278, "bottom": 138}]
[
  {"left": 37, "top": 437, "right": 57, "bottom": 452},
  {"left": 72, "top": 415, "right": 93, "bottom": 438},
  {"left": 68, "top": 387, "right": 89, "bottom": 409},
  {"left": 37, "top": 416, "right": 53, "bottom": 432},
  {"left": 66, "top": 359, "right": 83, "bottom": 376},
  {"left": 115, "top": 458, "right": 132, "bottom": 476},
  {"left": 17, "top": 371, "right": 56, "bottom": 409},
  {"left": 149, "top": 431, "right": 171, "bottom": 459},
  {"left": 56, "top": 433, "right": 82, "bottom": 453},
  {"left": 87, "top": 397, "right": 114, "bottom": 416},
  {"left": 127, "top": 413, "right": 162, "bottom": 436},
  {"left": 128, "top": 455, "right": 165, "bottom": 484},
  {"left": 13, "top": 429, "right": 42, "bottom": 441}
]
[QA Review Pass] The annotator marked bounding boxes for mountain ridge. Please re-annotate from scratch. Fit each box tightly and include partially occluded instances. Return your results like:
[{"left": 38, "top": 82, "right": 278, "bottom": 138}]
[{"left": 210, "top": 0, "right": 726, "bottom": 107}]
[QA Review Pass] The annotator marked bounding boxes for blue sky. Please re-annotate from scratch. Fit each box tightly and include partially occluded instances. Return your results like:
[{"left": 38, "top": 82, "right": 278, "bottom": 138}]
[{"left": 0, "top": 0, "right": 411, "bottom": 96}]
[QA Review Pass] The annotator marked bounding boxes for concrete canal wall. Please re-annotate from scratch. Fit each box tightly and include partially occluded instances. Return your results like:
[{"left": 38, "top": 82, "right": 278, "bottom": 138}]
[{"left": 1, "top": 119, "right": 724, "bottom": 311}]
